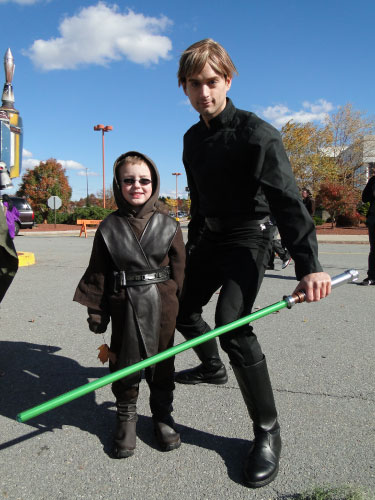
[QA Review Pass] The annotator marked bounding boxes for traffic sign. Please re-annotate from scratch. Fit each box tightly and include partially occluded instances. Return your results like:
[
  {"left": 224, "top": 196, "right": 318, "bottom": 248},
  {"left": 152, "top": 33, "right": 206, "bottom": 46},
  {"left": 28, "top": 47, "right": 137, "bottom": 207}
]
[{"left": 47, "top": 196, "right": 62, "bottom": 210}]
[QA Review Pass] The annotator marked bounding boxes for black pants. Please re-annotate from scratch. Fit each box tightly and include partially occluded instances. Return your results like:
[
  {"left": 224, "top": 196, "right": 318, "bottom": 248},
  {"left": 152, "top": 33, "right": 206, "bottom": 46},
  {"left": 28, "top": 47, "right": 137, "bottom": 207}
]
[
  {"left": 111, "top": 336, "right": 175, "bottom": 407},
  {"left": 177, "top": 224, "right": 273, "bottom": 367},
  {"left": 367, "top": 219, "right": 375, "bottom": 279}
]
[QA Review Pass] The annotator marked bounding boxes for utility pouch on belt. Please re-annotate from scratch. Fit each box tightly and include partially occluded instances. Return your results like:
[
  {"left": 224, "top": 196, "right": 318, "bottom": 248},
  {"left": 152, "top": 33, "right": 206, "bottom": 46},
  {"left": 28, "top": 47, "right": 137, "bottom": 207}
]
[{"left": 113, "top": 266, "right": 170, "bottom": 292}]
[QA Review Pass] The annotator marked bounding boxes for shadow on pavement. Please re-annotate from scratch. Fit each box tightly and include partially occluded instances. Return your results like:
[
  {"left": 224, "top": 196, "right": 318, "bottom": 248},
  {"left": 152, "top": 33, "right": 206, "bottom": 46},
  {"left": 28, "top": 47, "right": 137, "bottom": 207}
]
[
  {"left": 0, "top": 341, "right": 247, "bottom": 485},
  {"left": 0, "top": 341, "right": 112, "bottom": 450}
]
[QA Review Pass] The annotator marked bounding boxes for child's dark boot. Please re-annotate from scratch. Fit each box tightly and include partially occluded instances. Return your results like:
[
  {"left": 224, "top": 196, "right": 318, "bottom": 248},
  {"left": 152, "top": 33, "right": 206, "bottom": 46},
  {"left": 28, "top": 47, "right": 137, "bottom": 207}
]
[
  {"left": 150, "top": 388, "right": 181, "bottom": 451},
  {"left": 153, "top": 414, "right": 181, "bottom": 451},
  {"left": 113, "top": 400, "right": 137, "bottom": 458}
]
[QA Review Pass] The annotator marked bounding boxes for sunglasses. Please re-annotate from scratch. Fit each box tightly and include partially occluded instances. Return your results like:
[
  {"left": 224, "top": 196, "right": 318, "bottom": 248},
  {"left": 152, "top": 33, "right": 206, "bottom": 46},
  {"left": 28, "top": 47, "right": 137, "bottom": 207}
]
[{"left": 122, "top": 178, "right": 152, "bottom": 186}]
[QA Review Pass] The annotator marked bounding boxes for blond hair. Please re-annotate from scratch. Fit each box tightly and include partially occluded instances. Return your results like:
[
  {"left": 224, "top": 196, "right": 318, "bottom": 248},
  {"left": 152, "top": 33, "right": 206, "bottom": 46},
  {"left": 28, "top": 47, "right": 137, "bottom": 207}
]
[{"left": 177, "top": 39, "right": 238, "bottom": 87}]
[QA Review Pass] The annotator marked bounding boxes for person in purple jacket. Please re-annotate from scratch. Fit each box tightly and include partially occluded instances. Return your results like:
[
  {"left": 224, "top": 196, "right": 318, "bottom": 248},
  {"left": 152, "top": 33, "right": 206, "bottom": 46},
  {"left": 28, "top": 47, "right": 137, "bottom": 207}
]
[{"left": 2, "top": 194, "right": 20, "bottom": 239}]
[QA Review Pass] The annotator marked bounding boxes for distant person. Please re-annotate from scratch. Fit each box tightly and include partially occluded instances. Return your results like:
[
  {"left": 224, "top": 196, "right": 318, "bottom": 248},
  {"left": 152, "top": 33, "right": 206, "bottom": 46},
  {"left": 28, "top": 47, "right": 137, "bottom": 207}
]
[
  {"left": 0, "top": 200, "right": 19, "bottom": 376},
  {"left": 360, "top": 174, "right": 375, "bottom": 285},
  {"left": 74, "top": 152, "right": 185, "bottom": 458},
  {"left": 2, "top": 194, "right": 20, "bottom": 239},
  {"left": 301, "top": 188, "right": 315, "bottom": 217},
  {"left": 267, "top": 217, "right": 292, "bottom": 270}
]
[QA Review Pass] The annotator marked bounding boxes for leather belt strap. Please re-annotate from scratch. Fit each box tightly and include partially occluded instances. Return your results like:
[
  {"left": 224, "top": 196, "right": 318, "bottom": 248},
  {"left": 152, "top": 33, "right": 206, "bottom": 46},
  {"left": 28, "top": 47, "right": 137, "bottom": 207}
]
[
  {"left": 113, "top": 266, "right": 170, "bottom": 290},
  {"left": 205, "top": 216, "right": 270, "bottom": 233}
]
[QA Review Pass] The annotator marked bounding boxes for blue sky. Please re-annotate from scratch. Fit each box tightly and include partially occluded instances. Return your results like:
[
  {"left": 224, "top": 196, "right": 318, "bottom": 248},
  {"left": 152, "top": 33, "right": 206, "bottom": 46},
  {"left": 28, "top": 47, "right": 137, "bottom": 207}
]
[{"left": 1, "top": 0, "right": 374, "bottom": 200}]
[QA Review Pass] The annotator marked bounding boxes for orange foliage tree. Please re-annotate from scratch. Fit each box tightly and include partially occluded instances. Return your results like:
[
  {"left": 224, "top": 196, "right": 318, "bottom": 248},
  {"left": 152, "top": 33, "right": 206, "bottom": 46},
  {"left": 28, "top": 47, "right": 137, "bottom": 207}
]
[
  {"left": 316, "top": 182, "right": 361, "bottom": 227},
  {"left": 17, "top": 158, "right": 72, "bottom": 222}
]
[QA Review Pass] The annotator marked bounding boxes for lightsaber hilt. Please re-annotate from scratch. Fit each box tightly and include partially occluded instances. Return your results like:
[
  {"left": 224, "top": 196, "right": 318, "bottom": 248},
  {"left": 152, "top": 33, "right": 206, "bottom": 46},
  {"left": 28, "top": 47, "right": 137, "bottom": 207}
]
[{"left": 283, "top": 269, "right": 359, "bottom": 308}]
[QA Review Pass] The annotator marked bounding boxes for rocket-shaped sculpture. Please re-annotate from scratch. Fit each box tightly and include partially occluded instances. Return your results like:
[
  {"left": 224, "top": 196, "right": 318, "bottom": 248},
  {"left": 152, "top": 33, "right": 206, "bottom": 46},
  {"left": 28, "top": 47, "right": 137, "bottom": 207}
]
[
  {"left": 0, "top": 48, "right": 23, "bottom": 180},
  {"left": 2, "top": 48, "right": 15, "bottom": 105}
]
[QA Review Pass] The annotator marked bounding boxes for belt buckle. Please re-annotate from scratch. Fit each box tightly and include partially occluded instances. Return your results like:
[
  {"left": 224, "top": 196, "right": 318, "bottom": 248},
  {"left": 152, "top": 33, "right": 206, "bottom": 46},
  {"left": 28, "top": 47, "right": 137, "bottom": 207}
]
[
  {"left": 143, "top": 273, "right": 155, "bottom": 281},
  {"left": 119, "top": 271, "right": 127, "bottom": 287}
]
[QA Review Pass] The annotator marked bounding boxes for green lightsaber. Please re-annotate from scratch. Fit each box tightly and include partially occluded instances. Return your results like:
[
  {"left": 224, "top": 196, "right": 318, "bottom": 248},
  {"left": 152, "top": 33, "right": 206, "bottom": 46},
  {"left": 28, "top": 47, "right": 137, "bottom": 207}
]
[{"left": 16, "top": 269, "right": 358, "bottom": 423}]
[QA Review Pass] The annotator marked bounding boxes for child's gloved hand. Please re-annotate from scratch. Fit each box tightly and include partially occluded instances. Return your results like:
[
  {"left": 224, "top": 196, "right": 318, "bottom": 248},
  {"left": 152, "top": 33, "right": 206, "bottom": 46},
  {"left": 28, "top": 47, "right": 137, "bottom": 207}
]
[{"left": 87, "top": 309, "right": 109, "bottom": 333}]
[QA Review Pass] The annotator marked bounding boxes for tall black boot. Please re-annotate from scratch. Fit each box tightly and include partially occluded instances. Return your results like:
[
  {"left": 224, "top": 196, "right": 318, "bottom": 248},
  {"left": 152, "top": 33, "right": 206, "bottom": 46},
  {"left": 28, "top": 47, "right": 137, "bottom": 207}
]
[
  {"left": 150, "top": 388, "right": 181, "bottom": 452},
  {"left": 175, "top": 323, "right": 228, "bottom": 385},
  {"left": 113, "top": 396, "right": 138, "bottom": 459},
  {"left": 231, "top": 356, "right": 281, "bottom": 488}
]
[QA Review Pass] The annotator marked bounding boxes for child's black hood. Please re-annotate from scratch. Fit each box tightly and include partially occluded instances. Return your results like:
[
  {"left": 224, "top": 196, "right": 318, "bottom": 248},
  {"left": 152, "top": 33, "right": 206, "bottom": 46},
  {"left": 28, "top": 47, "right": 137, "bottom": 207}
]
[{"left": 112, "top": 151, "right": 160, "bottom": 220}]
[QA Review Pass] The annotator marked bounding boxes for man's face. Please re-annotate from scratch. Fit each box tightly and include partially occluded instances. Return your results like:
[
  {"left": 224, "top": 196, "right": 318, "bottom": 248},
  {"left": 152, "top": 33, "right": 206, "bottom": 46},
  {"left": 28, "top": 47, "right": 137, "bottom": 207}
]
[{"left": 183, "top": 62, "right": 232, "bottom": 126}]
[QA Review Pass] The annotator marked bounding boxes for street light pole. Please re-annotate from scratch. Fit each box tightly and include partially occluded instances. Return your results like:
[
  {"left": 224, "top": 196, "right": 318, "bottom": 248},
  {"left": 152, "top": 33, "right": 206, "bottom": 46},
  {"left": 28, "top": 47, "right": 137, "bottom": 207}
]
[
  {"left": 94, "top": 124, "right": 113, "bottom": 208},
  {"left": 172, "top": 172, "right": 181, "bottom": 219}
]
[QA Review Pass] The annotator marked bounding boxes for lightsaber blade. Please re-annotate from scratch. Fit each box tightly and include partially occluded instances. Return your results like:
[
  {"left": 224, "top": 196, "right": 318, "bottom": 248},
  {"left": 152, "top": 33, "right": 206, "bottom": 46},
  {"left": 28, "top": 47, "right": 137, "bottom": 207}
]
[{"left": 16, "top": 269, "right": 358, "bottom": 423}]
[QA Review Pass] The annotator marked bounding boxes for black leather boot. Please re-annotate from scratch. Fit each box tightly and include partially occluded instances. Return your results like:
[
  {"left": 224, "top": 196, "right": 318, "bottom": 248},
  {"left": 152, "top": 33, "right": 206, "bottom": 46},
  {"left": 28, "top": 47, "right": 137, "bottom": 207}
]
[
  {"left": 150, "top": 388, "right": 181, "bottom": 452},
  {"left": 231, "top": 356, "right": 281, "bottom": 488},
  {"left": 113, "top": 400, "right": 137, "bottom": 458},
  {"left": 175, "top": 325, "right": 228, "bottom": 385},
  {"left": 153, "top": 415, "right": 181, "bottom": 451}
]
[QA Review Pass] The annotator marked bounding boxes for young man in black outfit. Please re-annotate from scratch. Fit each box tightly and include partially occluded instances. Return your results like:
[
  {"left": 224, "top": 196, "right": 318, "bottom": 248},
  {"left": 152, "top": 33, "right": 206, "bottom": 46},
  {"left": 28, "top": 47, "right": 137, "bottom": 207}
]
[{"left": 175, "top": 39, "right": 331, "bottom": 488}]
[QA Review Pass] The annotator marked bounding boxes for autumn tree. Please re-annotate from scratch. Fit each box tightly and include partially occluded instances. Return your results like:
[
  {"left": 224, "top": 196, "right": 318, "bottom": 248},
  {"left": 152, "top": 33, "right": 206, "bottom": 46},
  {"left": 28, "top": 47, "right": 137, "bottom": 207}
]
[
  {"left": 325, "top": 103, "right": 375, "bottom": 187},
  {"left": 164, "top": 196, "right": 177, "bottom": 213},
  {"left": 281, "top": 121, "right": 337, "bottom": 194},
  {"left": 316, "top": 182, "right": 361, "bottom": 228},
  {"left": 17, "top": 158, "right": 72, "bottom": 222}
]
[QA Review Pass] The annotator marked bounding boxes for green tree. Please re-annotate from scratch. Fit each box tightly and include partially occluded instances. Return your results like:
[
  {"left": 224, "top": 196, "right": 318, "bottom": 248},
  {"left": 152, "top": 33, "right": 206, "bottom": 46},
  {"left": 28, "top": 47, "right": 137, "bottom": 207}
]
[{"left": 17, "top": 158, "right": 72, "bottom": 222}]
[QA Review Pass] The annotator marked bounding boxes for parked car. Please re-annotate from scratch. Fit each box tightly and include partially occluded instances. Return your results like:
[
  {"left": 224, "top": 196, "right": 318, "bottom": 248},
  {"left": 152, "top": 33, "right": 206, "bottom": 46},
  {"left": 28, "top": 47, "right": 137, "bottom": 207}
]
[{"left": 9, "top": 196, "right": 35, "bottom": 235}]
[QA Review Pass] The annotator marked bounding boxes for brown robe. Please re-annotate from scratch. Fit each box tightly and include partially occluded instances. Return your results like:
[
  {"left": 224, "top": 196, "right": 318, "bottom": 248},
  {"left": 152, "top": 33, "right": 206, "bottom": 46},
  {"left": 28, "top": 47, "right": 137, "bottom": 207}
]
[{"left": 73, "top": 152, "right": 185, "bottom": 373}]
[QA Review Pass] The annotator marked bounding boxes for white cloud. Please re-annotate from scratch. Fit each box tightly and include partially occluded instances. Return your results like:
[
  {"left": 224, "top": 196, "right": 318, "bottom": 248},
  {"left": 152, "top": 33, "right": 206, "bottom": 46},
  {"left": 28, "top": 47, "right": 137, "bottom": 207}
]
[
  {"left": 21, "top": 152, "right": 96, "bottom": 176},
  {"left": 57, "top": 159, "right": 85, "bottom": 171},
  {"left": 261, "top": 99, "right": 334, "bottom": 128},
  {"left": 23, "top": 2, "right": 173, "bottom": 70},
  {"left": 22, "top": 157, "right": 40, "bottom": 170},
  {"left": 22, "top": 148, "right": 33, "bottom": 158},
  {"left": 57, "top": 159, "right": 99, "bottom": 177},
  {"left": 76, "top": 170, "right": 99, "bottom": 177}
]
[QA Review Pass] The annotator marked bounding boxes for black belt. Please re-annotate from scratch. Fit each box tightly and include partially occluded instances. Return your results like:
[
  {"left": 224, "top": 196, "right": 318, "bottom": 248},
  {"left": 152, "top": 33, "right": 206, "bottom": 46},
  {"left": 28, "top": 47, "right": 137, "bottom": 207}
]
[
  {"left": 205, "top": 216, "right": 270, "bottom": 233},
  {"left": 113, "top": 266, "right": 170, "bottom": 291}
]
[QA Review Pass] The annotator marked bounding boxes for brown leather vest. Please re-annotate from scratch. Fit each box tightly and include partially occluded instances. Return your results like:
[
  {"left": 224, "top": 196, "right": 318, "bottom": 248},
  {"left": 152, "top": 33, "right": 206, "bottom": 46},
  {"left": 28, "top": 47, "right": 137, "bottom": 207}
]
[{"left": 99, "top": 211, "right": 178, "bottom": 362}]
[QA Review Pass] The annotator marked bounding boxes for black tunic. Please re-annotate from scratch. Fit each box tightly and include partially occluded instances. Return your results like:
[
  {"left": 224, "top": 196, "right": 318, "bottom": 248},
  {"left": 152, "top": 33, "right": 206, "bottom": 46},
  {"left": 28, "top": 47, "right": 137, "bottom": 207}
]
[{"left": 183, "top": 98, "right": 322, "bottom": 280}]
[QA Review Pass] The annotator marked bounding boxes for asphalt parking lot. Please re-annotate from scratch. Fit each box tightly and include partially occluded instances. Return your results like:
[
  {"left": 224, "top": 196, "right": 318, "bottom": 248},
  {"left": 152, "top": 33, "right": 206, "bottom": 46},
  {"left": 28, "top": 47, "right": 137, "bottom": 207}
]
[{"left": 0, "top": 231, "right": 374, "bottom": 500}]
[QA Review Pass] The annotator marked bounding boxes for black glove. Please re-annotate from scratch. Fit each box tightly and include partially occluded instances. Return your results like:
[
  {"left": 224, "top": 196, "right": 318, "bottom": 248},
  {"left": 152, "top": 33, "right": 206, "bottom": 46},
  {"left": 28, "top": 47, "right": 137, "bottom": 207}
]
[{"left": 87, "top": 309, "right": 110, "bottom": 334}]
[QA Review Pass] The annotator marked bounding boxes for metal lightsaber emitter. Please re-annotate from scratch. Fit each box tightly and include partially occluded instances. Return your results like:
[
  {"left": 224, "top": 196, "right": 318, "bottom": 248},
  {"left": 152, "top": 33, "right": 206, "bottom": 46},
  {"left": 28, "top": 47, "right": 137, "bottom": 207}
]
[{"left": 16, "top": 269, "right": 358, "bottom": 423}]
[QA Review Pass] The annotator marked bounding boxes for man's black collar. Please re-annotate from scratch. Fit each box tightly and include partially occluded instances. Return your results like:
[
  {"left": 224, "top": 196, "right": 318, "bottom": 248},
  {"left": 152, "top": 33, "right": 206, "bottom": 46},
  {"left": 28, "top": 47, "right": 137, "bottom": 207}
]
[{"left": 199, "top": 98, "right": 236, "bottom": 131}]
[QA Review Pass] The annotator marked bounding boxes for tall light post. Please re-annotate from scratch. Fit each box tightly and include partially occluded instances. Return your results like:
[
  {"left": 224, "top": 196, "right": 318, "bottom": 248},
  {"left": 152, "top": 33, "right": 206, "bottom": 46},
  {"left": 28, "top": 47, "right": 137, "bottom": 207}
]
[
  {"left": 94, "top": 124, "right": 113, "bottom": 208},
  {"left": 172, "top": 172, "right": 181, "bottom": 219}
]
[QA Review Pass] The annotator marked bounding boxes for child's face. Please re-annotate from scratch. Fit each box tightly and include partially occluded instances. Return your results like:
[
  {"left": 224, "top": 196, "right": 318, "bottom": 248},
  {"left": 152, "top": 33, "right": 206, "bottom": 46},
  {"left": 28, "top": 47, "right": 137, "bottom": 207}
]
[{"left": 118, "top": 160, "right": 153, "bottom": 208}]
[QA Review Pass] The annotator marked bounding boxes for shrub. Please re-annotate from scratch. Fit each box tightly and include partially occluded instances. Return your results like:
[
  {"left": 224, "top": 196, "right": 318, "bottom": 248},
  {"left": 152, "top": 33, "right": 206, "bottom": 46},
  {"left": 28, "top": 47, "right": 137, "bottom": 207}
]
[
  {"left": 336, "top": 211, "right": 361, "bottom": 227},
  {"left": 313, "top": 216, "right": 324, "bottom": 226},
  {"left": 358, "top": 202, "right": 370, "bottom": 218},
  {"left": 35, "top": 206, "right": 114, "bottom": 224},
  {"left": 72, "top": 206, "right": 114, "bottom": 222}
]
